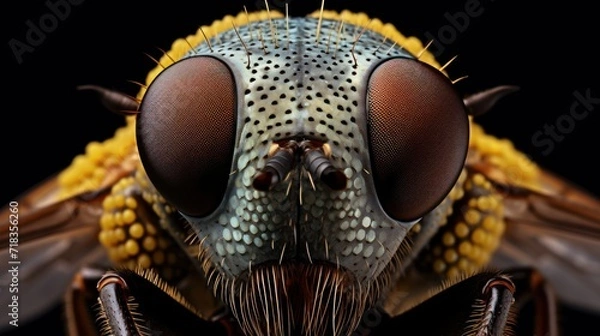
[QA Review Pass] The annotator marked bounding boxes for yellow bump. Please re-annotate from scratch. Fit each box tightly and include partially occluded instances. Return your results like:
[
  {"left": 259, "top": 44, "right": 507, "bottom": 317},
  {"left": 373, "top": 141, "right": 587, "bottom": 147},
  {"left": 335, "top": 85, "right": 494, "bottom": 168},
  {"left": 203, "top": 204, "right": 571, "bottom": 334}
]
[
  {"left": 468, "top": 198, "right": 477, "bottom": 208},
  {"left": 100, "top": 214, "right": 114, "bottom": 230},
  {"left": 117, "top": 245, "right": 129, "bottom": 260},
  {"left": 92, "top": 167, "right": 106, "bottom": 180},
  {"left": 153, "top": 250, "right": 165, "bottom": 265},
  {"left": 75, "top": 157, "right": 95, "bottom": 176},
  {"left": 449, "top": 185, "right": 465, "bottom": 201},
  {"left": 125, "top": 239, "right": 140, "bottom": 256},
  {"left": 125, "top": 196, "right": 137, "bottom": 209},
  {"left": 446, "top": 266, "right": 460, "bottom": 279},
  {"left": 444, "top": 249, "right": 458, "bottom": 263},
  {"left": 457, "top": 258, "right": 470, "bottom": 271},
  {"left": 442, "top": 232, "right": 456, "bottom": 247},
  {"left": 152, "top": 203, "right": 163, "bottom": 216},
  {"left": 129, "top": 223, "right": 144, "bottom": 239},
  {"left": 114, "top": 228, "right": 126, "bottom": 242},
  {"left": 477, "top": 196, "right": 492, "bottom": 211},
  {"left": 114, "top": 212, "right": 123, "bottom": 226},
  {"left": 433, "top": 259, "right": 446, "bottom": 274},
  {"left": 57, "top": 170, "right": 74, "bottom": 187},
  {"left": 470, "top": 246, "right": 482, "bottom": 262},
  {"left": 454, "top": 222, "right": 470, "bottom": 238},
  {"left": 471, "top": 228, "right": 487, "bottom": 245},
  {"left": 114, "top": 194, "right": 126, "bottom": 208},
  {"left": 472, "top": 173, "right": 486, "bottom": 186},
  {"left": 104, "top": 231, "right": 115, "bottom": 245},
  {"left": 142, "top": 236, "right": 157, "bottom": 252},
  {"left": 484, "top": 233, "right": 496, "bottom": 247},
  {"left": 464, "top": 209, "right": 481, "bottom": 225},
  {"left": 494, "top": 201, "right": 504, "bottom": 216},
  {"left": 113, "top": 179, "right": 124, "bottom": 192},
  {"left": 98, "top": 231, "right": 109, "bottom": 246},
  {"left": 102, "top": 196, "right": 115, "bottom": 210},
  {"left": 479, "top": 253, "right": 491, "bottom": 265},
  {"left": 122, "top": 209, "right": 136, "bottom": 224},
  {"left": 138, "top": 254, "right": 152, "bottom": 269},
  {"left": 458, "top": 241, "right": 473, "bottom": 256},
  {"left": 85, "top": 141, "right": 105, "bottom": 161},
  {"left": 482, "top": 216, "right": 497, "bottom": 231},
  {"left": 127, "top": 259, "right": 137, "bottom": 270},
  {"left": 146, "top": 224, "right": 157, "bottom": 235}
]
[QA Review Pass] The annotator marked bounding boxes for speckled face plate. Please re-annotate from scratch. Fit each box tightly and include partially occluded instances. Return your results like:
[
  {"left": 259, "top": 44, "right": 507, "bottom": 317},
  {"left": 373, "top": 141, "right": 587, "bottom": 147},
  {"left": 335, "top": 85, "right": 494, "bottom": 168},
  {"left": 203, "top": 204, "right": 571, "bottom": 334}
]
[
  {"left": 113, "top": 8, "right": 469, "bottom": 335},
  {"left": 170, "top": 17, "right": 419, "bottom": 281}
]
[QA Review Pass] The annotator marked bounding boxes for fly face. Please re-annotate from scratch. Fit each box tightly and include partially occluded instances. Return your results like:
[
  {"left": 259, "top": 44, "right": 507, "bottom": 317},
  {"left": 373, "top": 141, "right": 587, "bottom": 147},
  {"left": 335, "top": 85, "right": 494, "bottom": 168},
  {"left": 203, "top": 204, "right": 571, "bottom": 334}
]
[
  {"left": 135, "top": 14, "right": 469, "bottom": 335},
  {"left": 4, "top": 4, "right": 600, "bottom": 336}
]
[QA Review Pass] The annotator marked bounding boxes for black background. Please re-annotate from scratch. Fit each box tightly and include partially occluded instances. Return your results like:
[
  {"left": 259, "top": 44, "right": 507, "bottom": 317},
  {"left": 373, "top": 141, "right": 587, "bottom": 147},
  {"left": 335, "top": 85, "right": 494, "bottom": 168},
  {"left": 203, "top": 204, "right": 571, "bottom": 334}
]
[{"left": 3, "top": 0, "right": 599, "bottom": 335}]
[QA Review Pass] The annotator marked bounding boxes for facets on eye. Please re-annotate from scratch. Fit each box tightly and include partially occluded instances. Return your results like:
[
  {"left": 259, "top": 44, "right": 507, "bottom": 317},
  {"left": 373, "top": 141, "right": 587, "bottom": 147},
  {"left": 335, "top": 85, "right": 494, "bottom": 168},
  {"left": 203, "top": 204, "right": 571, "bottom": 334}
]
[{"left": 136, "top": 56, "right": 237, "bottom": 217}]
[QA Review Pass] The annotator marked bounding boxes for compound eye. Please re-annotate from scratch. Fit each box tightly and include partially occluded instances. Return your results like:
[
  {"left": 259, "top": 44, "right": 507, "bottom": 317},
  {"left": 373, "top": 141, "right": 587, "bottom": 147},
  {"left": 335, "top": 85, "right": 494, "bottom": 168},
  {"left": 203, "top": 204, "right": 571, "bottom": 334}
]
[
  {"left": 136, "top": 57, "right": 237, "bottom": 217},
  {"left": 367, "top": 58, "right": 469, "bottom": 222}
]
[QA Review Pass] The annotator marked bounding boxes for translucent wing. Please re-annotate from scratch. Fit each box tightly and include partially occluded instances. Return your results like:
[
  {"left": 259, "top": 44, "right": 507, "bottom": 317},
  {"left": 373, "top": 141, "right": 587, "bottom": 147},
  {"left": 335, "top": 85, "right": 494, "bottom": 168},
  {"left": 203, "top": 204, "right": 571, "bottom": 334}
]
[
  {"left": 470, "top": 156, "right": 600, "bottom": 314},
  {"left": 0, "top": 122, "right": 138, "bottom": 332},
  {"left": 1, "top": 176, "right": 108, "bottom": 331}
]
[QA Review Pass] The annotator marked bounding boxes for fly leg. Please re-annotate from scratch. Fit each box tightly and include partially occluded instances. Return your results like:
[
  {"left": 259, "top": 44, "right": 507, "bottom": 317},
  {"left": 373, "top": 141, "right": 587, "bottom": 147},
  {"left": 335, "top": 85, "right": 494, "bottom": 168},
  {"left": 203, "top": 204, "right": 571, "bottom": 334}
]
[
  {"left": 92, "top": 269, "right": 240, "bottom": 336},
  {"left": 64, "top": 266, "right": 107, "bottom": 336},
  {"left": 508, "top": 268, "right": 558, "bottom": 336},
  {"left": 369, "top": 271, "right": 517, "bottom": 336}
]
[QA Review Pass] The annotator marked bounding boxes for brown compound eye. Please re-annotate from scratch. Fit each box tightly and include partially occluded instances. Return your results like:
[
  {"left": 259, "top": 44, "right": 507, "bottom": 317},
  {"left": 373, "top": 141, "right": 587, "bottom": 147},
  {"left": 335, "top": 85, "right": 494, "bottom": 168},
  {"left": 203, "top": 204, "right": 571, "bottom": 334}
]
[
  {"left": 136, "top": 56, "right": 237, "bottom": 217},
  {"left": 366, "top": 58, "right": 469, "bottom": 222}
]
